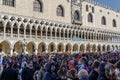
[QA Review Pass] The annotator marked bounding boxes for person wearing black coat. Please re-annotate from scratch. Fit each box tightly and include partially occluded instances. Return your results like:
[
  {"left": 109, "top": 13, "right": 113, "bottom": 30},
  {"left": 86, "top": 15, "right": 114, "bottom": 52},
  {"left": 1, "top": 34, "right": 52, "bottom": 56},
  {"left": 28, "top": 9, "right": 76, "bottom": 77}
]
[
  {"left": 43, "top": 62, "right": 57, "bottom": 80},
  {"left": 97, "top": 61, "right": 109, "bottom": 80},
  {"left": 88, "top": 61, "right": 100, "bottom": 80},
  {"left": 21, "top": 60, "right": 35, "bottom": 80},
  {"left": 1, "top": 63, "right": 18, "bottom": 80}
]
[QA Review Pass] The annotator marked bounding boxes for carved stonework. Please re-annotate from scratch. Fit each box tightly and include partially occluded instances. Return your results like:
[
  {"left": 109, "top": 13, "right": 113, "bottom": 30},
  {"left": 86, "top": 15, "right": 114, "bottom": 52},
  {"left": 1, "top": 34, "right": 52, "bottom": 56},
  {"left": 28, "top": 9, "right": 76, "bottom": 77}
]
[{"left": 71, "top": 0, "right": 82, "bottom": 25}]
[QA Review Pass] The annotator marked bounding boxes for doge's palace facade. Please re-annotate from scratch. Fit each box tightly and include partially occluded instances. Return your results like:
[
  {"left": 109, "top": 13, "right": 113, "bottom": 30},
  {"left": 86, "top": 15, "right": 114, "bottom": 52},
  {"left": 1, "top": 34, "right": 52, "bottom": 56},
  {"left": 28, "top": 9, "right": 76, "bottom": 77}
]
[{"left": 0, "top": 0, "right": 120, "bottom": 55}]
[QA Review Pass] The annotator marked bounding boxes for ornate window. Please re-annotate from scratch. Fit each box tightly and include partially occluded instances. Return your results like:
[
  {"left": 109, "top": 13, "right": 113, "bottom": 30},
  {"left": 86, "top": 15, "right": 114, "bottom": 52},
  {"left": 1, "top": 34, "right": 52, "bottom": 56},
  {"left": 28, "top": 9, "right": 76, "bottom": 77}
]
[
  {"left": 88, "top": 13, "right": 93, "bottom": 22},
  {"left": 57, "top": 5, "right": 64, "bottom": 17},
  {"left": 101, "top": 16, "right": 106, "bottom": 25},
  {"left": 2, "top": 0, "right": 15, "bottom": 7},
  {"left": 86, "top": 5, "right": 88, "bottom": 11},
  {"left": 113, "top": 19, "right": 116, "bottom": 27},
  {"left": 33, "top": 0, "right": 43, "bottom": 12},
  {"left": 74, "top": 10, "right": 80, "bottom": 20}
]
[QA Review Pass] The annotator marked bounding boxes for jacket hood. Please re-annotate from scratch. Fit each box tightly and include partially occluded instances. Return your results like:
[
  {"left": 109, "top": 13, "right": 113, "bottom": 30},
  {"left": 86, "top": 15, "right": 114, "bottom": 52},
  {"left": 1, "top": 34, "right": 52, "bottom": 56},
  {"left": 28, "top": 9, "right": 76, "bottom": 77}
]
[
  {"left": 99, "top": 62, "right": 107, "bottom": 75},
  {"left": 45, "top": 62, "right": 54, "bottom": 72}
]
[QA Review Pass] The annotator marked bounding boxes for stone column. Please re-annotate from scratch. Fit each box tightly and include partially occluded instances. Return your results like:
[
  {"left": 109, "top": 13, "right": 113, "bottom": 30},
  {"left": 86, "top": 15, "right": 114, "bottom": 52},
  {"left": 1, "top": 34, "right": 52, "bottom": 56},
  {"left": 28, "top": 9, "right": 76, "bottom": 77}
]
[
  {"left": 30, "top": 29, "right": 32, "bottom": 38},
  {"left": 63, "top": 45, "right": 65, "bottom": 52},
  {"left": 81, "top": 32, "right": 83, "bottom": 39},
  {"left": 100, "top": 46, "right": 103, "bottom": 53},
  {"left": 71, "top": 46, "right": 73, "bottom": 53},
  {"left": 46, "top": 30, "right": 48, "bottom": 40},
  {"left": 11, "top": 27, "right": 13, "bottom": 38},
  {"left": 18, "top": 28, "right": 19, "bottom": 38},
  {"left": 84, "top": 45, "right": 86, "bottom": 53},
  {"left": 10, "top": 47, "right": 13, "bottom": 56},
  {"left": 41, "top": 30, "right": 42, "bottom": 39},
  {"left": 35, "top": 48, "right": 38, "bottom": 55},
  {"left": 67, "top": 31, "right": 69, "bottom": 40},
  {"left": 63, "top": 30, "right": 65, "bottom": 40},
  {"left": 50, "top": 29, "right": 52, "bottom": 40},
  {"left": 59, "top": 30, "right": 61, "bottom": 40},
  {"left": 35, "top": 29, "right": 37, "bottom": 39},
  {"left": 95, "top": 46, "right": 98, "bottom": 52},
  {"left": 45, "top": 46, "right": 48, "bottom": 53},
  {"left": 55, "top": 31, "right": 57, "bottom": 40},
  {"left": 78, "top": 31, "right": 79, "bottom": 38},
  {"left": 24, "top": 29, "right": 26, "bottom": 38},
  {"left": 90, "top": 45, "right": 92, "bottom": 53},
  {"left": 71, "top": 31, "right": 73, "bottom": 39},
  {"left": 3, "top": 25, "right": 6, "bottom": 37}
]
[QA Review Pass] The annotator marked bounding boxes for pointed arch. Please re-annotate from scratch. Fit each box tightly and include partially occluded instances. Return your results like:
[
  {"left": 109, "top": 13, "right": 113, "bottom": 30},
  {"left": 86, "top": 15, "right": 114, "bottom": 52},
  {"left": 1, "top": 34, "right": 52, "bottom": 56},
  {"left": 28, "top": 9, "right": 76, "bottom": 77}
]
[
  {"left": 47, "top": 27, "right": 51, "bottom": 36},
  {"left": 73, "top": 44, "right": 78, "bottom": 52},
  {"left": 42, "top": 27, "right": 46, "bottom": 36},
  {"left": 101, "top": 16, "right": 106, "bottom": 25},
  {"left": 80, "top": 44, "right": 85, "bottom": 52},
  {"left": 107, "top": 45, "right": 110, "bottom": 51},
  {"left": 86, "top": 44, "right": 91, "bottom": 52},
  {"left": 6, "top": 22, "right": 11, "bottom": 34},
  {"left": 13, "top": 22, "right": 18, "bottom": 34},
  {"left": 56, "top": 28, "right": 60, "bottom": 37},
  {"left": 37, "top": 26, "right": 41, "bottom": 38},
  {"left": 112, "top": 19, "right": 117, "bottom": 27},
  {"left": 0, "top": 40, "right": 11, "bottom": 54},
  {"left": 48, "top": 42, "right": 56, "bottom": 52},
  {"left": 88, "top": 13, "right": 93, "bottom": 22},
  {"left": 33, "top": 0, "right": 43, "bottom": 12},
  {"left": 32, "top": 25, "right": 36, "bottom": 35},
  {"left": 57, "top": 5, "right": 64, "bottom": 17},
  {"left": 27, "top": 42, "right": 36, "bottom": 54},
  {"left": 26, "top": 24, "right": 30, "bottom": 37},
  {"left": 52, "top": 27, "right": 55, "bottom": 37},
  {"left": 65, "top": 43, "right": 72, "bottom": 52},
  {"left": 38, "top": 42, "right": 46, "bottom": 53},
  {"left": 57, "top": 43, "right": 64, "bottom": 52},
  {"left": 14, "top": 41, "right": 23, "bottom": 54},
  {"left": 92, "top": 44, "right": 96, "bottom": 52},
  {"left": 19, "top": 24, "right": 24, "bottom": 34}
]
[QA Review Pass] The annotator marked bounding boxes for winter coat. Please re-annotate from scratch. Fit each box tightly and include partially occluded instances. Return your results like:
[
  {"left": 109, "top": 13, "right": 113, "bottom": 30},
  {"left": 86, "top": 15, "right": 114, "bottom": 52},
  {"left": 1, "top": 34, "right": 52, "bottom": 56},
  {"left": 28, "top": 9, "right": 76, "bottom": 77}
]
[
  {"left": 37, "top": 67, "right": 46, "bottom": 80},
  {"left": 79, "top": 76, "right": 88, "bottom": 80},
  {"left": 88, "top": 70, "right": 99, "bottom": 80},
  {"left": 21, "top": 67, "right": 34, "bottom": 80},
  {"left": 1, "top": 67, "right": 18, "bottom": 80},
  {"left": 43, "top": 63, "right": 57, "bottom": 80}
]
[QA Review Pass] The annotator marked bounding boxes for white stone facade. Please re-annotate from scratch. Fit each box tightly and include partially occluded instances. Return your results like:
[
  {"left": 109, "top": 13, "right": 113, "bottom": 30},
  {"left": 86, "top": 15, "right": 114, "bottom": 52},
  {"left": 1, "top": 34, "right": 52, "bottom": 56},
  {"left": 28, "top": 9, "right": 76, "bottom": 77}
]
[{"left": 0, "top": 0, "right": 120, "bottom": 55}]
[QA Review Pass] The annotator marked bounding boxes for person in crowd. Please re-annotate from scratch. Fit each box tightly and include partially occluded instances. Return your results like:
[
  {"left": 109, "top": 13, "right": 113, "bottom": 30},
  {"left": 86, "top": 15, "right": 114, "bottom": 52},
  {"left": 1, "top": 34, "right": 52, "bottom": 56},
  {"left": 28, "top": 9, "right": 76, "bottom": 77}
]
[
  {"left": 88, "top": 60, "right": 100, "bottom": 80},
  {"left": 114, "top": 60, "right": 120, "bottom": 80},
  {"left": 37, "top": 60, "right": 46, "bottom": 80},
  {"left": 21, "top": 57, "right": 27, "bottom": 69},
  {"left": 77, "top": 57, "right": 85, "bottom": 71},
  {"left": 104, "top": 63, "right": 116, "bottom": 80},
  {"left": 57, "top": 65, "right": 67, "bottom": 80},
  {"left": 44, "top": 62, "right": 57, "bottom": 80},
  {"left": 67, "top": 68, "right": 78, "bottom": 80},
  {"left": 0, "top": 63, "right": 3, "bottom": 79},
  {"left": 78, "top": 69, "right": 88, "bottom": 80},
  {"left": 1, "top": 62, "right": 18, "bottom": 80},
  {"left": 21, "top": 60, "right": 35, "bottom": 80},
  {"left": 68, "top": 57, "right": 75, "bottom": 70},
  {"left": 0, "top": 50, "right": 120, "bottom": 80},
  {"left": 97, "top": 61, "right": 107, "bottom": 80}
]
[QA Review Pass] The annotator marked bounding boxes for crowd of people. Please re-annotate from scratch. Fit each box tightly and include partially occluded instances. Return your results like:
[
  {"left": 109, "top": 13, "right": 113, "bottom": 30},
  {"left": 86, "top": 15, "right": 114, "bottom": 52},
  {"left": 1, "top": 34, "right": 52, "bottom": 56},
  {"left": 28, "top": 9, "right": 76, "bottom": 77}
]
[{"left": 0, "top": 51, "right": 120, "bottom": 80}]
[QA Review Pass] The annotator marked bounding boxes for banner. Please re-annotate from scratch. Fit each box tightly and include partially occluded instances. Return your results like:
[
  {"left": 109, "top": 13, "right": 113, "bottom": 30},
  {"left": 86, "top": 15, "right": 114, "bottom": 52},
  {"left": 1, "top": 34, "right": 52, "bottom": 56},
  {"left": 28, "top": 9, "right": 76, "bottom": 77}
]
[{"left": 72, "top": 36, "right": 82, "bottom": 42}]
